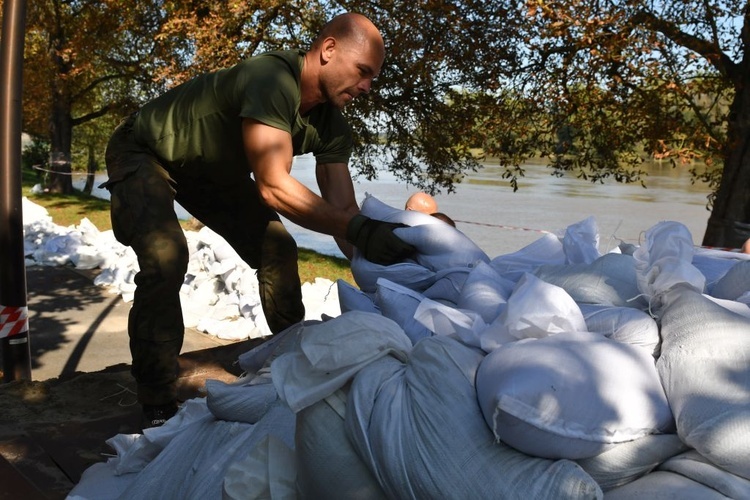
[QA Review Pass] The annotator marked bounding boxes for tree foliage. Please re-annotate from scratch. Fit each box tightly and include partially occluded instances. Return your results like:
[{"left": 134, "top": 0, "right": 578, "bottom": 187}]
[
  {"left": 15, "top": 0, "right": 163, "bottom": 192},
  {"left": 506, "top": 0, "right": 747, "bottom": 246},
  {"left": 7, "top": 0, "right": 748, "bottom": 246}
]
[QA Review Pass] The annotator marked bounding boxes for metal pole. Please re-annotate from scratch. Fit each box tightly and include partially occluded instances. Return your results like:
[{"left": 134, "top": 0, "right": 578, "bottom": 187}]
[{"left": 0, "top": 0, "right": 31, "bottom": 382}]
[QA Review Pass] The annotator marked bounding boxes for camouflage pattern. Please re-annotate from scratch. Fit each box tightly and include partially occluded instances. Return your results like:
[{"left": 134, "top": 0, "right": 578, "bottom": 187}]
[{"left": 104, "top": 115, "right": 305, "bottom": 406}]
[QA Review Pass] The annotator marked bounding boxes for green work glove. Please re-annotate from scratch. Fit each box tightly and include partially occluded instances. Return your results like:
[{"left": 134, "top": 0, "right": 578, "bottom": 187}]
[{"left": 346, "top": 214, "right": 416, "bottom": 265}]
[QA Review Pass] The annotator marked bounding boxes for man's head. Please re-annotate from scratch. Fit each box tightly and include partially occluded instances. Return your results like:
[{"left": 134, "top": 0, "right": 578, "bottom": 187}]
[
  {"left": 405, "top": 192, "right": 438, "bottom": 214},
  {"left": 311, "top": 13, "right": 385, "bottom": 109},
  {"left": 742, "top": 238, "right": 750, "bottom": 254}
]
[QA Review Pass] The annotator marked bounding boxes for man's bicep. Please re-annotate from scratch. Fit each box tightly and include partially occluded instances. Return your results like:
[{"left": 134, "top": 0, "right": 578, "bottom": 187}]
[{"left": 242, "top": 118, "right": 293, "bottom": 178}]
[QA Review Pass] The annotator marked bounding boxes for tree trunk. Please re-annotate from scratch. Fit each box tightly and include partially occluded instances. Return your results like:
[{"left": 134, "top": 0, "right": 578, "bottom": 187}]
[
  {"left": 47, "top": 101, "right": 74, "bottom": 194},
  {"left": 83, "top": 143, "right": 97, "bottom": 195},
  {"left": 702, "top": 78, "right": 750, "bottom": 250}
]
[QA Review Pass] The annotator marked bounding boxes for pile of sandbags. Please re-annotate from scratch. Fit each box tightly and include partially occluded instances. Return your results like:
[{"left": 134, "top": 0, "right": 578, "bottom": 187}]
[
  {"left": 68, "top": 196, "right": 750, "bottom": 499},
  {"left": 21, "top": 198, "right": 340, "bottom": 340}
]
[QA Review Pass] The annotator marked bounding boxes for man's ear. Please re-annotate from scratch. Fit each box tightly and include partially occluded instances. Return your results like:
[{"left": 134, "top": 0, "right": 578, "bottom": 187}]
[{"left": 320, "top": 37, "right": 336, "bottom": 63}]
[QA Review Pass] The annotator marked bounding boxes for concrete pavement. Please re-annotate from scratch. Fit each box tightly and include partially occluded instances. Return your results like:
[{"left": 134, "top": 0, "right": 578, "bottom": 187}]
[{"left": 21, "top": 265, "right": 234, "bottom": 381}]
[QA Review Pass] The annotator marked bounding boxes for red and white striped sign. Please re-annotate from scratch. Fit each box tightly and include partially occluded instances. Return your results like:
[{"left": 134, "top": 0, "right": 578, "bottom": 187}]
[{"left": 0, "top": 305, "right": 29, "bottom": 339}]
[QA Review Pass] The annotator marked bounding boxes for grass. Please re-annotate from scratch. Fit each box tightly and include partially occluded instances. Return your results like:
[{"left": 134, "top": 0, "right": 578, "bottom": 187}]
[{"left": 21, "top": 168, "right": 354, "bottom": 285}]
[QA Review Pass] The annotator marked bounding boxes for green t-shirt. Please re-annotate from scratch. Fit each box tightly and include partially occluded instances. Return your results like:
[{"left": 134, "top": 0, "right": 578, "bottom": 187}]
[{"left": 132, "top": 50, "right": 353, "bottom": 183}]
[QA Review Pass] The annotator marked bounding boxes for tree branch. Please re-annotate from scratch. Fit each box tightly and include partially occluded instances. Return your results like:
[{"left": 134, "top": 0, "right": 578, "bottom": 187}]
[
  {"left": 633, "top": 9, "right": 739, "bottom": 83},
  {"left": 72, "top": 103, "right": 115, "bottom": 126}
]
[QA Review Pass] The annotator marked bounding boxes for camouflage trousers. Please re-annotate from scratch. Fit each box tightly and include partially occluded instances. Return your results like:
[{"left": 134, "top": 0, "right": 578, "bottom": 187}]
[{"left": 103, "top": 115, "right": 305, "bottom": 406}]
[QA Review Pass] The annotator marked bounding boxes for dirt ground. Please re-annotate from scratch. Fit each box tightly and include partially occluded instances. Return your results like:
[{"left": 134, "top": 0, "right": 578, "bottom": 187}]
[{"left": 0, "top": 340, "right": 261, "bottom": 499}]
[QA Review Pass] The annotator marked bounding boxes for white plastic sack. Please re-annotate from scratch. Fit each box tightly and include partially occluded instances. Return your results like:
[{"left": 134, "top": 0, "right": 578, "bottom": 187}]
[
  {"left": 345, "top": 335, "right": 603, "bottom": 499},
  {"left": 534, "top": 253, "right": 645, "bottom": 308},
  {"left": 222, "top": 434, "right": 297, "bottom": 500},
  {"left": 658, "top": 450, "right": 750, "bottom": 500},
  {"left": 206, "top": 379, "right": 279, "bottom": 423},
  {"left": 575, "top": 433, "right": 688, "bottom": 491},
  {"left": 490, "top": 232, "right": 566, "bottom": 282},
  {"left": 656, "top": 286, "right": 750, "bottom": 480},
  {"left": 476, "top": 331, "right": 674, "bottom": 460},
  {"left": 633, "top": 221, "right": 705, "bottom": 305},
  {"left": 271, "top": 311, "right": 412, "bottom": 412},
  {"left": 413, "top": 298, "right": 489, "bottom": 349},
  {"left": 393, "top": 223, "right": 490, "bottom": 271},
  {"left": 350, "top": 252, "right": 437, "bottom": 293},
  {"left": 359, "top": 192, "right": 442, "bottom": 227},
  {"left": 606, "top": 470, "right": 729, "bottom": 500},
  {"left": 375, "top": 278, "right": 433, "bottom": 344},
  {"left": 421, "top": 267, "right": 471, "bottom": 305},
  {"left": 295, "top": 390, "right": 386, "bottom": 499},
  {"left": 456, "top": 261, "right": 514, "bottom": 323},
  {"left": 337, "top": 279, "right": 379, "bottom": 314},
  {"left": 578, "top": 304, "right": 660, "bottom": 357},
  {"left": 711, "top": 260, "right": 750, "bottom": 301},
  {"left": 501, "top": 273, "right": 587, "bottom": 340},
  {"left": 561, "top": 216, "right": 601, "bottom": 265}
]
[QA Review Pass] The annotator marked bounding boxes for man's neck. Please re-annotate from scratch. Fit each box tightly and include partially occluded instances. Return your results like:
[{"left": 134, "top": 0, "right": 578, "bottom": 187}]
[{"left": 299, "top": 52, "right": 324, "bottom": 116}]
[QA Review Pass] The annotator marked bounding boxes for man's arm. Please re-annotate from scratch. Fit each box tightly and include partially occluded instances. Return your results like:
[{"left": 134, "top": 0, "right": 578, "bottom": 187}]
[
  {"left": 242, "top": 118, "right": 352, "bottom": 239},
  {"left": 243, "top": 117, "right": 415, "bottom": 265},
  {"left": 316, "top": 162, "right": 359, "bottom": 259}
]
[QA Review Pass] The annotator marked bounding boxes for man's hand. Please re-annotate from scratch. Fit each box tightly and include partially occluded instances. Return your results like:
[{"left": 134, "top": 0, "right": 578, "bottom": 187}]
[{"left": 346, "top": 214, "right": 415, "bottom": 265}]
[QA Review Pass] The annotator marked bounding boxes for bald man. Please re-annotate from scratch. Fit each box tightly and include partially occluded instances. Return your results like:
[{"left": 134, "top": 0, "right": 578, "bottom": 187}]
[
  {"left": 102, "top": 13, "right": 413, "bottom": 428},
  {"left": 405, "top": 192, "right": 438, "bottom": 214},
  {"left": 743, "top": 238, "right": 750, "bottom": 254}
]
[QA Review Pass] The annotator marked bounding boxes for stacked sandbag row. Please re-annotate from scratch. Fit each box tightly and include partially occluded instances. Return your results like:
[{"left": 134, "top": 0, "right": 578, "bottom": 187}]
[
  {"left": 68, "top": 196, "right": 750, "bottom": 499},
  {"left": 326, "top": 197, "right": 750, "bottom": 497}
]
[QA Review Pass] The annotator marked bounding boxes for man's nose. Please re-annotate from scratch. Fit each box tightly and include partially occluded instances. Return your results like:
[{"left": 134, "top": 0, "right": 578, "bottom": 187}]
[{"left": 357, "top": 78, "right": 372, "bottom": 94}]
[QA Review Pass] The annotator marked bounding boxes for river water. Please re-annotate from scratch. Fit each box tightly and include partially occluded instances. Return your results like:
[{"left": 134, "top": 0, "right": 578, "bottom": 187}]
[{"left": 76, "top": 154, "right": 711, "bottom": 259}]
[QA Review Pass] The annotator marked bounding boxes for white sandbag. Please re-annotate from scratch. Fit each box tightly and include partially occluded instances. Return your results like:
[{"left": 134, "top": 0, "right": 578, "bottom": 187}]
[
  {"left": 534, "top": 253, "right": 645, "bottom": 308},
  {"left": 413, "top": 298, "right": 491, "bottom": 349},
  {"left": 346, "top": 336, "right": 603, "bottom": 499},
  {"left": 561, "top": 216, "right": 601, "bottom": 265},
  {"left": 576, "top": 434, "right": 688, "bottom": 491},
  {"left": 237, "top": 321, "right": 306, "bottom": 376},
  {"left": 633, "top": 221, "right": 705, "bottom": 305},
  {"left": 456, "top": 261, "right": 514, "bottom": 323},
  {"left": 605, "top": 470, "right": 729, "bottom": 499},
  {"left": 350, "top": 252, "right": 437, "bottom": 293},
  {"left": 271, "top": 311, "right": 412, "bottom": 412},
  {"left": 117, "top": 418, "right": 256, "bottom": 499},
  {"left": 490, "top": 232, "right": 566, "bottom": 282},
  {"left": 578, "top": 304, "right": 660, "bottom": 357},
  {"left": 223, "top": 434, "right": 297, "bottom": 500},
  {"left": 206, "top": 379, "right": 279, "bottom": 423},
  {"left": 658, "top": 450, "right": 750, "bottom": 499},
  {"left": 375, "top": 278, "right": 433, "bottom": 344},
  {"left": 295, "top": 390, "right": 386, "bottom": 499},
  {"left": 476, "top": 331, "right": 674, "bottom": 460},
  {"left": 393, "top": 223, "right": 490, "bottom": 271},
  {"left": 501, "top": 273, "right": 587, "bottom": 340},
  {"left": 421, "top": 267, "right": 471, "bottom": 304},
  {"left": 655, "top": 286, "right": 750, "bottom": 480},
  {"left": 711, "top": 260, "right": 750, "bottom": 301},
  {"left": 359, "top": 192, "right": 442, "bottom": 227},
  {"left": 119, "top": 400, "right": 296, "bottom": 500},
  {"left": 301, "top": 277, "right": 341, "bottom": 321},
  {"left": 337, "top": 279, "right": 379, "bottom": 314},
  {"left": 692, "top": 253, "right": 742, "bottom": 293},
  {"left": 704, "top": 295, "right": 750, "bottom": 317},
  {"left": 108, "top": 398, "right": 215, "bottom": 475},
  {"left": 66, "top": 461, "right": 134, "bottom": 500}
]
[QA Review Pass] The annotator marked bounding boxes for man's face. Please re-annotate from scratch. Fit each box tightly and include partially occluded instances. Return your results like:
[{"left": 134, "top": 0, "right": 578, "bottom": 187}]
[{"left": 321, "top": 39, "right": 384, "bottom": 109}]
